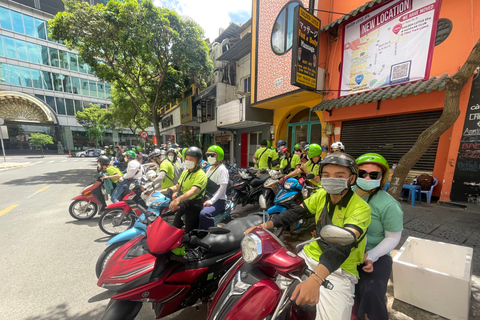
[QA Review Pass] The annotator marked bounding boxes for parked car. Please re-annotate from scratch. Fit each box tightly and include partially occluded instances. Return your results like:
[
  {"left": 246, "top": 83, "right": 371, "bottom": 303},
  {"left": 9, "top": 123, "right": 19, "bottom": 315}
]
[{"left": 76, "top": 149, "right": 102, "bottom": 157}]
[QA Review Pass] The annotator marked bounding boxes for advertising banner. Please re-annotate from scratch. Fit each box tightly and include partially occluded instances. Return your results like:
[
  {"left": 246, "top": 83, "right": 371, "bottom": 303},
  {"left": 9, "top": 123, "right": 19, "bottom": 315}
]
[
  {"left": 180, "top": 97, "right": 192, "bottom": 124},
  {"left": 291, "top": 6, "right": 321, "bottom": 91},
  {"left": 340, "top": 0, "right": 441, "bottom": 97}
]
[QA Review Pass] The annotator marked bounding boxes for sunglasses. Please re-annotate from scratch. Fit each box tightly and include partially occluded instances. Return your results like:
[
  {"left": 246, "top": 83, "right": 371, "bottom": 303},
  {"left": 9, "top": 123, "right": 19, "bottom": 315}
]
[
  {"left": 205, "top": 153, "right": 216, "bottom": 157},
  {"left": 358, "top": 170, "right": 382, "bottom": 180}
]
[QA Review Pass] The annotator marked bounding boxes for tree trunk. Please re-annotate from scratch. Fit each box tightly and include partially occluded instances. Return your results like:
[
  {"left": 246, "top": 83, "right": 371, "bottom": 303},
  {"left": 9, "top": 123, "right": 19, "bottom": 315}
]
[
  {"left": 387, "top": 38, "right": 480, "bottom": 199},
  {"left": 40, "top": 145, "right": 44, "bottom": 158},
  {"left": 152, "top": 110, "right": 161, "bottom": 147}
]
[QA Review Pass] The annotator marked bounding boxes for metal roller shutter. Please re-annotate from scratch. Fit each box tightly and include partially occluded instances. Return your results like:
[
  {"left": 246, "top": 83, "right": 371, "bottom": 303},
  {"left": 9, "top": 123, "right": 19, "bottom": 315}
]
[{"left": 340, "top": 111, "right": 442, "bottom": 171}]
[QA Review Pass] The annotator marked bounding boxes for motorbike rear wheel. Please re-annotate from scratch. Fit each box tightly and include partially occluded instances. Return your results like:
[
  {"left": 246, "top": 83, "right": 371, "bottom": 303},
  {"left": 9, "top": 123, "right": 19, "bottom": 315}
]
[
  {"left": 95, "top": 240, "right": 129, "bottom": 279},
  {"left": 100, "top": 300, "right": 142, "bottom": 320},
  {"left": 68, "top": 200, "right": 98, "bottom": 220},
  {"left": 98, "top": 209, "right": 135, "bottom": 236}
]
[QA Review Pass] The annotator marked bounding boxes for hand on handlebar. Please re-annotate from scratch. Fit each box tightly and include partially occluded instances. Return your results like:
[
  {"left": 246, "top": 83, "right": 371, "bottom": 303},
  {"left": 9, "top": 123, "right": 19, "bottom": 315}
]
[
  {"left": 244, "top": 226, "right": 261, "bottom": 235},
  {"left": 169, "top": 199, "right": 180, "bottom": 211},
  {"left": 290, "top": 277, "right": 321, "bottom": 306}
]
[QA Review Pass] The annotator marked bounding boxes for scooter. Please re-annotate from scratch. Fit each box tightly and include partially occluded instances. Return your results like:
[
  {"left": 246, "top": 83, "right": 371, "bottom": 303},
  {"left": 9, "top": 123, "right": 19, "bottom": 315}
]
[
  {"left": 97, "top": 213, "right": 264, "bottom": 319},
  {"left": 231, "top": 168, "right": 257, "bottom": 209},
  {"left": 69, "top": 176, "right": 107, "bottom": 220},
  {"left": 206, "top": 197, "right": 356, "bottom": 320},
  {"left": 262, "top": 169, "right": 284, "bottom": 208}
]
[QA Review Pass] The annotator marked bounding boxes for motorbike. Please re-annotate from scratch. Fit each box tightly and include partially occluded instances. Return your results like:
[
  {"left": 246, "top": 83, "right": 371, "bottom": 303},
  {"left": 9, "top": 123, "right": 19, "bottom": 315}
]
[
  {"left": 97, "top": 212, "right": 264, "bottom": 319},
  {"left": 232, "top": 168, "right": 274, "bottom": 209},
  {"left": 69, "top": 176, "right": 107, "bottom": 220},
  {"left": 206, "top": 198, "right": 357, "bottom": 320},
  {"left": 262, "top": 169, "right": 284, "bottom": 208}
]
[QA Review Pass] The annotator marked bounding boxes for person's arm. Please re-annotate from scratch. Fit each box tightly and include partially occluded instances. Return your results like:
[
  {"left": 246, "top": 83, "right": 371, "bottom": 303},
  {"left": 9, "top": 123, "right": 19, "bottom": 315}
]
[
  {"left": 207, "top": 168, "right": 229, "bottom": 205},
  {"left": 123, "top": 162, "right": 135, "bottom": 180},
  {"left": 245, "top": 203, "right": 310, "bottom": 233},
  {"left": 365, "top": 231, "right": 402, "bottom": 263},
  {"left": 152, "top": 171, "right": 166, "bottom": 188}
]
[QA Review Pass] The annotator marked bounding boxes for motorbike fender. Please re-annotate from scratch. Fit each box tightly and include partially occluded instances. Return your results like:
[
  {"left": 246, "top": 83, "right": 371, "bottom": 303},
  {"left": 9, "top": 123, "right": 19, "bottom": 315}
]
[
  {"left": 266, "top": 205, "right": 287, "bottom": 214},
  {"left": 106, "top": 227, "right": 145, "bottom": 246},
  {"left": 72, "top": 194, "right": 100, "bottom": 204},
  {"left": 274, "top": 190, "right": 298, "bottom": 202},
  {"left": 105, "top": 201, "right": 131, "bottom": 214}
]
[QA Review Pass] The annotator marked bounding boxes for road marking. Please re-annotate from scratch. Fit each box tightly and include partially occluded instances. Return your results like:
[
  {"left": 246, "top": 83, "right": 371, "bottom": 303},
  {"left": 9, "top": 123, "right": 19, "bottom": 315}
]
[
  {"left": 37, "top": 161, "right": 44, "bottom": 164},
  {"left": 59, "top": 176, "right": 66, "bottom": 180},
  {"left": 48, "top": 161, "right": 55, "bottom": 163},
  {"left": 60, "top": 160, "right": 67, "bottom": 163},
  {"left": 26, "top": 186, "right": 50, "bottom": 199},
  {"left": 0, "top": 205, "right": 19, "bottom": 217},
  {"left": 71, "top": 170, "right": 77, "bottom": 173},
  {"left": 79, "top": 166, "right": 84, "bottom": 169}
]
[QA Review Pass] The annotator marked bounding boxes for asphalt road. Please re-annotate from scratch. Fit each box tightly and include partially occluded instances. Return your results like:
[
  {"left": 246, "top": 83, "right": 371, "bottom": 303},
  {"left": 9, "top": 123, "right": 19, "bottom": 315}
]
[{"left": 0, "top": 156, "right": 211, "bottom": 320}]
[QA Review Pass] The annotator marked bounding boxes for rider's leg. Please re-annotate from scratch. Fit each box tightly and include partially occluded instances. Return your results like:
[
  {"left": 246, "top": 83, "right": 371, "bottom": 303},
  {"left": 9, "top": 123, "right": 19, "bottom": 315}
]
[{"left": 198, "top": 199, "right": 226, "bottom": 229}]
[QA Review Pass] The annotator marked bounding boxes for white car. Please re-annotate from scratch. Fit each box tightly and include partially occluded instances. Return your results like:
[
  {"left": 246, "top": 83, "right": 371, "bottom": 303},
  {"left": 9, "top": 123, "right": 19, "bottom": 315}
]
[{"left": 76, "top": 149, "right": 102, "bottom": 157}]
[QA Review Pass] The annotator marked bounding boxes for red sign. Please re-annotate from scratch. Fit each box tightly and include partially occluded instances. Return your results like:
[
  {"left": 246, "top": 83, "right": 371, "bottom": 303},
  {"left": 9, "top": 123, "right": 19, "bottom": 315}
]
[
  {"left": 140, "top": 131, "right": 148, "bottom": 139},
  {"left": 152, "top": 135, "right": 157, "bottom": 145}
]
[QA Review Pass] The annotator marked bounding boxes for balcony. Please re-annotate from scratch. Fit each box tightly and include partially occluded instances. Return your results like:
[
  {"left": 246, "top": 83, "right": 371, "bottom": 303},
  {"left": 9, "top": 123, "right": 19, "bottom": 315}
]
[{"left": 217, "top": 96, "right": 272, "bottom": 129}]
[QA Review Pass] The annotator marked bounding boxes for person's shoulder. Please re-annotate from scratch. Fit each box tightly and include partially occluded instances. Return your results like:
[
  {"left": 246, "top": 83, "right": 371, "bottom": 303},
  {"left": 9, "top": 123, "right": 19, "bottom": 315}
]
[
  {"left": 374, "top": 190, "right": 403, "bottom": 212},
  {"left": 350, "top": 192, "right": 372, "bottom": 211}
]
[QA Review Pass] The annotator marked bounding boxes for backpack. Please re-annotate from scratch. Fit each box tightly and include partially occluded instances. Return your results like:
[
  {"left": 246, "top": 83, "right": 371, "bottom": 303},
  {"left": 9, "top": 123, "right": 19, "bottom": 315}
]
[{"left": 414, "top": 174, "right": 434, "bottom": 191}]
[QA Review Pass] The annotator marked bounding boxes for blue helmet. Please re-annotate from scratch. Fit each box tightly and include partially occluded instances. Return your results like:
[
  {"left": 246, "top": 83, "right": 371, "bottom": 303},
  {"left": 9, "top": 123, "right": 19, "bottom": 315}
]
[{"left": 276, "top": 140, "right": 286, "bottom": 148}]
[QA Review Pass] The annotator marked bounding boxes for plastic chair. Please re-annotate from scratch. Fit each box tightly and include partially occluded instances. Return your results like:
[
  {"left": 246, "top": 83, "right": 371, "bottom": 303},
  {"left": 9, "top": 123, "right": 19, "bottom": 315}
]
[{"left": 409, "top": 177, "right": 438, "bottom": 204}]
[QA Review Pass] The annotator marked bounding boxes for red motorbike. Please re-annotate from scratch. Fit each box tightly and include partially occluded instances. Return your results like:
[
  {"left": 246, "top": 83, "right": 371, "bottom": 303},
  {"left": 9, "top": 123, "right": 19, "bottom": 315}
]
[
  {"left": 206, "top": 218, "right": 356, "bottom": 320},
  {"left": 69, "top": 177, "right": 107, "bottom": 220},
  {"left": 97, "top": 212, "right": 263, "bottom": 319}
]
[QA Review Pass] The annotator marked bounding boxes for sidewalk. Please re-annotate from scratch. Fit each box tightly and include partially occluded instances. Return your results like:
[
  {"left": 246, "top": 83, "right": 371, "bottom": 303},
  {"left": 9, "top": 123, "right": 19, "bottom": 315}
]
[{"left": 388, "top": 200, "right": 480, "bottom": 320}]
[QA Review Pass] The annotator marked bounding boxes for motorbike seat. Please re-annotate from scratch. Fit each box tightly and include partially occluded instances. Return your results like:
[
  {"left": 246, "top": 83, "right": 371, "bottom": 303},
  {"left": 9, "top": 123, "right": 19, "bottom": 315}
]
[
  {"left": 201, "top": 215, "right": 264, "bottom": 254},
  {"left": 250, "top": 173, "right": 270, "bottom": 187}
]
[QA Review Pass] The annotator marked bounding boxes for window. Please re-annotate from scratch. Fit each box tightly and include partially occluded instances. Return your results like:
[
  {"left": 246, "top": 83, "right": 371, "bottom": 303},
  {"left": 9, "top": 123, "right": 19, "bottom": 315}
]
[
  {"left": 0, "top": 7, "right": 12, "bottom": 31},
  {"left": 27, "top": 43, "right": 40, "bottom": 64},
  {"left": 35, "top": 18, "right": 46, "bottom": 40},
  {"left": 71, "top": 77, "right": 80, "bottom": 94},
  {"left": 40, "top": 45, "right": 49, "bottom": 65},
  {"left": 20, "top": 67, "right": 32, "bottom": 87},
  {"left": 105, "top": 83, "right": 111, "bottom": 99},
  {"left": 69, "top": 53, "right": 78, "bottom": 71},
  {"left": 3, "top": 37, "right": 16, "bottom": 59},
  {"left": 51, "top": 73, "right": 64, "bottom": 91},
  {"left": 271, "top": 1, "right": 301, "bottom": 55},
  {"left": 23, "top": 14, "right": 36, "bottom": 37},
  {"left": 15, "top": 39, "right": 28, "bottom": 61},
  {"left": 0, "top": 36, "right": 3, "bottom": 57},
  {"left": 7, "top": 65, "right": 21, "bottom": 86},
  {"left": 65, "top": 98, "right": 75, "bottom": 115},
  {"left": 97, "top": 82, "right": 105, "bottom": 98},
  {"left": 35, "top": 94, "right": 45, "bottom": 102},
  {"left": 74, "top": 100, "right": 83, "bottom": 113},
  {"left": 89, "top": 80, "right": 98, "bottom": 97},
  {"left": 80, "top": 78, "right": 89, "bottom": 96},
  {"left": 78, "top": 56, "right": 87, "bottom": 73},
  {"left": 41, "top": 71, "right": 52, "bottom": 90},
  {"left": 10, "top": 10, "right": 24, "bottom": 34},
  {"left": 49, "top": 48, "right": 59, "bottom": 67},
  {"left": 31, "top": 69, "right": 43, "bottom": 89},
  {"left": 243, "top": 77, "right": 251, "bottom": 93},
  {"left": 45, "top": 96, "right": 56, "bottom": 112},
  {"left": 63, "top": 75, "right": 72, "bottom": 93},
  {"left": 59, "top": 50, "right": 69, "bottom": 69},
  {"left": 56, "top": 97, "right": 66, "bottom": 115},
  {"left": 0, "top": 63, "right": 6, "bottom": 84}
]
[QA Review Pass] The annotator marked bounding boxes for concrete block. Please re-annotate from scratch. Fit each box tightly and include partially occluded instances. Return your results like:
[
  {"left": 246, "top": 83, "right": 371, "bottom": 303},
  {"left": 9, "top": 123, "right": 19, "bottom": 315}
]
[{"left": 393, "top": 237, "right": 473, "bottom": 320}]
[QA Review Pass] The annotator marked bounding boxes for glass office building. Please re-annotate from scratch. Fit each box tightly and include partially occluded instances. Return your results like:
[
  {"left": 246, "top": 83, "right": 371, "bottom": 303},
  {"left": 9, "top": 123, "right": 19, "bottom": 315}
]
[{"left": 0, "top": 0, "right": 133, "bottom": 153}]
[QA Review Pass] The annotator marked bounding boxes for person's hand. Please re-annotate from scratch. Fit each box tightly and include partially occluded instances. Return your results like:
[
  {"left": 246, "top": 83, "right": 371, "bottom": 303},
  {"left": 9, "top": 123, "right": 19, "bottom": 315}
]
[
  {"left": 169, "top": 199, "right": 180, "bottom": 211},
  {"left": 290, "top": 277, "right": 321, "bottom": 306},
  {"left": 362, "top": 253, "right": 374, "bottom": 273},
  {"left": 244, "top": 225, "right": 261, "bottom": 235},
  {"left": 172, "top": 192, "right": 177, "bottom": 200},
  {"left": 300, "top": 163, "right": 307, "bottom": 173},
  {"left": 100, "top": 176, "right": 106, "bottom": 180},
  {"left": 203, "top": 200, "right": 212, "bottom": 207}
]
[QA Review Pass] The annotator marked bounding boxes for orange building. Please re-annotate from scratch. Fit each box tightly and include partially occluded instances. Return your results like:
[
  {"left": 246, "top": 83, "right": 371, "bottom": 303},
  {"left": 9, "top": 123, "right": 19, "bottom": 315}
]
[{"left": 251, "top": 0, "right": 480, "bottom": 204}]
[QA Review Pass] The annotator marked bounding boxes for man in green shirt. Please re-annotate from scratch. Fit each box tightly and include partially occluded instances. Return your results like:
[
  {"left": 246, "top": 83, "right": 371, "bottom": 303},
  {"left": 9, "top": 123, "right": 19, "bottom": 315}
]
[
  {"left": 278, "top": 147, "right": 301, "bottom": 182},
  {"left": 160, "top": 147, "right": 207, "bottom": 232},
  {"left": 288, "top": 143, "right": 322, "bottom": 187},
  {"left": 253, "top": 139, "right": 271, "bottom": 170},
  {"left": 246, "top": 153, "right": 371, "bottom": 320},
  {"left": 148, "top": 150, "right": 175, "bottom": 190}
]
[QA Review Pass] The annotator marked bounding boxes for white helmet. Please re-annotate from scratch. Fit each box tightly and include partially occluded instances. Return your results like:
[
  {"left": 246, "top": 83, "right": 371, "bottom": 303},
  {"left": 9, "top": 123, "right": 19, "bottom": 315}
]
[{"left": 331, "top": 142, "right": 345, "bottom": 152}]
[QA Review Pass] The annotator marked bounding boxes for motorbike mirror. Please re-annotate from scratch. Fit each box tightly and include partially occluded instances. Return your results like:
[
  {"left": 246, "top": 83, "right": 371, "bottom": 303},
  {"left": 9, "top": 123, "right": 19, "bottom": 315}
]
[
  {"left": 259, "top": 194, "right": 267, "bottom": 211},
  {"left": 306, "top": 173, "right": 315, "bottom": 179},
  {"left": 319, "top": 225, "right": 356, "bottom": 246},
  {"left": 207, "top": 227, "right": 231, "bottom": 234}
]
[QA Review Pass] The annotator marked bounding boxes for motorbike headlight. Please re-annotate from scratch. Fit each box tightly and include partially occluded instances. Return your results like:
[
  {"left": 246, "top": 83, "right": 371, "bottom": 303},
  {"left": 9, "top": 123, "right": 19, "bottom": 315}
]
[
  {"left": 283, "top": 181, "right": 294, "bottom": 190},
  {"left": 146, "top": 195, "right": 161, "bottom": 207},
  {"left": 279, "top": 194, "right": 296, "bottom": 203},
  {"left": 241, "top": 233, "right": 262, "bottom": 264}
]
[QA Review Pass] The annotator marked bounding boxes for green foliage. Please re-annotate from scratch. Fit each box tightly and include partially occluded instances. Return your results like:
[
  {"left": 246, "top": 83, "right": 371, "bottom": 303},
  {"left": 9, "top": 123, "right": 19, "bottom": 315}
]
[
  {"left": 49, "top": 0, "right": 213, "bottom": 145},
  {"left": 74, "top": 105, "right": 107, "bottom": 146},
  {"left": 29, "top": 133, "right": 54, "bottom": 157}
]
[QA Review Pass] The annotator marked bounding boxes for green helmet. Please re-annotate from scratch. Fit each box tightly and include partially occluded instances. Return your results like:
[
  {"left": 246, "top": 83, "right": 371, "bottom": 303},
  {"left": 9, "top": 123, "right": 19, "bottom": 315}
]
[
  {"left": 125, "top": 150, "right": 136, "bottom": 159},
  {"left": 307, "top": 143, "right": 322, "bottom": 158},
  {"left": 136, "top": 146, "right": 143, "bottom": 152},
  {"left": 182, "top": 148, "right": 188, "bottom": 159},
  {"left": 207, "top": 145, "right": 224, "bottom": 161},
  {"left": 356, "top": 153, "right": 389, "bottom": 188},
  {"left": 294, "top": 143, "right": 301, "bottom": 151},
  {"left": 267, "top": 141, "right": 271, "bottom": 148}
]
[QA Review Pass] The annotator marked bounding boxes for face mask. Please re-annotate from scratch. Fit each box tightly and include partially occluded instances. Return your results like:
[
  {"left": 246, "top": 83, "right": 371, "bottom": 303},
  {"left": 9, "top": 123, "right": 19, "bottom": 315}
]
[
  {"left": 97, "top": 163, "right": 102, "bottom": 170},
  {"left": 392, "top": 165, "right": 397, "bottom": 170},
  {"left": 207, "top": 156, "right": 217, "bottom": 165},
  {"left": 168, "top": 155, "right": 174, "bottom": 162},
  {"left": 356, "top": 178, "right": 381, "bottom": 191},
  {"left": 321, "top": 177, "right": 350, "bottom": 195},
  {"left": 184, "top": 160, "right": 195, "bottom": 170},
  {"left": 281, "top": 155, "right": 286, "bottom": 159}
]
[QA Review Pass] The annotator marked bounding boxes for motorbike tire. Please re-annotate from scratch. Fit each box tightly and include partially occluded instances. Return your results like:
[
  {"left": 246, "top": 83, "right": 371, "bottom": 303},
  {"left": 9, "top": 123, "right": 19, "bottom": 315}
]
[
  {"left": 68, "top": 200, "right": 98, "bottom": 220},
  {"left": 100, "top": 299, "right": 142, "bottom": 320},
  {"left": 268, "top": 214, "right": 284, "bottom": 237},
  {"left": 98, "top": 209, "right": 135, "bottom": 236},
  {"left": 95, "top": 240, "right": 129, "bottom": 279}
]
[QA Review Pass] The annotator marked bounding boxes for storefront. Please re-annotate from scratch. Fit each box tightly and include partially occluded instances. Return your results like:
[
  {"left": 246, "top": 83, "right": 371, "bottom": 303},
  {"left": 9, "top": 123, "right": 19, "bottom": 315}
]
[
  {"left": 160, "top": 106, "right": 182, "bottom": 145},
  {"left": 286, "top": 108, "right": 322, "bottom": 151}
]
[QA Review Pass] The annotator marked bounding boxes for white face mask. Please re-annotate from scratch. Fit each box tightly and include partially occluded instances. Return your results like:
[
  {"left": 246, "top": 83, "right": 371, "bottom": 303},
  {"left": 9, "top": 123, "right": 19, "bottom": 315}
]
[
  {"left": 207, "top": 156, "right": 217, "bottom": 165},
  {"left": 184, "top": 160, "right": 195, "bottom": 170},
  {"left": 356, "top": 178, "right": 381, "bottom": 191},
  {"left": 321, "top": 177, "right": 351, "bottom": 195},
  {"left": 168, "top": 155, "right": 174, "bottom": 162},
  {"left": 97, "top": 163, "right": 102, "bottom": 170}
]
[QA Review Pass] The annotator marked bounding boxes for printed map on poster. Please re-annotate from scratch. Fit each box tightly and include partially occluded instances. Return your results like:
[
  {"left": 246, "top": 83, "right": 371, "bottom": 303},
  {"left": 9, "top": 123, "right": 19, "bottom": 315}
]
[{"left": 340, "top": 0, "right": 440, "bottom": 97}]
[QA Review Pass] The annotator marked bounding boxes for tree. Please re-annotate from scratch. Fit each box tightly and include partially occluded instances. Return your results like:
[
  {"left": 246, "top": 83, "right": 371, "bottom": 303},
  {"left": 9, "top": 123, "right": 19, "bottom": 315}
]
[
  {"left": 74, "top": 105, "right": 107, "bottom": 147},
  {"left": 49, "top": 0, "right": 212, "bottom": 146},
  {"left": 29, "top": 133, "right": 54, "bottom": 158},
  {"left": 388, "top": 38, "right": 480, "bottom": 199}
]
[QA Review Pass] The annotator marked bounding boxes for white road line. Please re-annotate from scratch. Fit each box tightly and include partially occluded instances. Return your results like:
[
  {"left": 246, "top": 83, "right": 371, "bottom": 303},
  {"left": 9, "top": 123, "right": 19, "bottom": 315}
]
[
  {"left": 37, "top": 161, "right": 44, "bottom": 164},
  {"left": 60, "top": 160, "right": 68, "bottom": 162},
  {"left": 48, "top": 160, "right": 55, "bottom": 163}
]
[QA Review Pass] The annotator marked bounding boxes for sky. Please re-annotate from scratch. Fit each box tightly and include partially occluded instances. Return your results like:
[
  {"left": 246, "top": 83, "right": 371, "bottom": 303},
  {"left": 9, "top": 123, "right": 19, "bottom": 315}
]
[{"left": 154, "top": 0, "right": 252, "bottom": 42}]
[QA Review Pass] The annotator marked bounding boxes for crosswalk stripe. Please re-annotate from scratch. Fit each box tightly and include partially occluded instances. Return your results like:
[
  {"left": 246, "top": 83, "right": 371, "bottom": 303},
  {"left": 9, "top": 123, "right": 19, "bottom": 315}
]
[{"left": 48, "top": 160, "right": 55, "bottom": 163}]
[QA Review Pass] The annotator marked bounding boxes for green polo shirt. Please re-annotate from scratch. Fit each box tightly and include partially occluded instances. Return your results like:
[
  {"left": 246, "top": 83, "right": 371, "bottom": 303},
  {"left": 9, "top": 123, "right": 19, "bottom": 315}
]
[
  {"left": 303, "top": 188, "right": 371, "bottom": 278},
  {"left": 254, "top": 147, "right": 270, "bottom": 170},
  {"left": 304, "top": 160, "right": 321, "bottom": 187},
  {"left": 280, "top": 154, "right": 301, "bottom": 176},
  {"left": 106, "top": 166, "right": 123, "bottom": 183},
  {"left": 178, "top": 168, "right": 207, "bottom": 200},
  {"left": 158, "top": 159, "right": 175, "bottom": 189}
]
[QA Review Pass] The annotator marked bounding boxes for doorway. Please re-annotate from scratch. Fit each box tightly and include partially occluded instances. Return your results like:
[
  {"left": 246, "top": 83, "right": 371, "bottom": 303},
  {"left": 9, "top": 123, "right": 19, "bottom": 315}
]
[{"left": 286, "top": 108, "right": 321, "bottom": 150}]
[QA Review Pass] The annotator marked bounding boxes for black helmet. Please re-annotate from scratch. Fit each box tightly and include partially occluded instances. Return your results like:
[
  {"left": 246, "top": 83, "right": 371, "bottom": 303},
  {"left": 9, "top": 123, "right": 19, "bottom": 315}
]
[
  {"left": 276, "top": 140, "right": 286, "bottom": 148},
  {"left": 184, "top": 146, "right": 202, "bottom": 166},
  {"left": 97, "top": 155, "right": 110, "bottom": 165},
  {"left": 320, "top": 153, "right": 358, "bottom": 178},
  {"left": 299, "top": 141, "right": 309, "bottom": 148}
]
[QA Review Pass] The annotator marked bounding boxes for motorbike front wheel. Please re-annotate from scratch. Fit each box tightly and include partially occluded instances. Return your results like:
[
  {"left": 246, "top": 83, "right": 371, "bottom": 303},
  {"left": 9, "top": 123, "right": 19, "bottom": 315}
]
[
  {"left": 100, "top": 299, "right": 142, "bottom": 320},
  {"left": 95, "top": 240, "right": 129, "bottom": 279},
  {"left": 68, "top": 200, "right": 98, "bottom": 220},
  {"left": 98, "top": 209, "right": 135, "bottom": 236}
]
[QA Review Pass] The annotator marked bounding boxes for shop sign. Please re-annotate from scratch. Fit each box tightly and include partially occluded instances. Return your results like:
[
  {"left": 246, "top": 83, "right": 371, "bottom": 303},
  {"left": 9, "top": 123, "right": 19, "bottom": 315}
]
[
  {"left": 291, "top": 6, "right": 321, "bottom": 91},
  {"left": 161, "top": 115, "right": 174, "bottom": 128},
  {"left": 180, "top": 97, "right": 193, "bottom": 123},
  {"left": 215, "top": 136, "right": 230, "bottom": 144},
  {"left": 340, "top": 0, "right": 441, "bottom": 97}
]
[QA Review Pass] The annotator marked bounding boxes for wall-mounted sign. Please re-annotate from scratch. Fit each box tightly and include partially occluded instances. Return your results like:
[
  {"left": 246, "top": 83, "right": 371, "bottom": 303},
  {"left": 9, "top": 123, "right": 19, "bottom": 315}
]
[
  {"left": 291, "top": 6, "right": 321, "bottom": 91},
  {"left": 340, "top": 0, "right": 441, "bottom": 97},
  {"left": 161, "top": 115, "right": 174, "bottom": 128},
  {"left": 180, "top": 97, "right": 193, "bottom": 124},
  {"left": 160, "top": 107, "right": 181, "bottom": 132}
]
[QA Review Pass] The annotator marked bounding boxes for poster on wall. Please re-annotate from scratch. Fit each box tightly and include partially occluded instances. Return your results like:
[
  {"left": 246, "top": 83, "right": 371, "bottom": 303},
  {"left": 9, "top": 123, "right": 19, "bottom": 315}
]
[
  {"left": 340, "top": 0, "right": 441, "bottom": 97},
  {"left": 291, "top": 6, "right": 321, "bottom": 91},
  {"left": 180, "top": 97, "right": 192, "bottom": 123},
  {"left": 451, "top": 74, "right": 480, "bottom": 205}
]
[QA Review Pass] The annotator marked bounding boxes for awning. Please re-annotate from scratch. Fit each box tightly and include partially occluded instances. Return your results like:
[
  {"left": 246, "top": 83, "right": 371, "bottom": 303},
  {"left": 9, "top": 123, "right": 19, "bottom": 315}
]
[
  {"left": 217, "top": 33, "right": 252, "bottom": 61},
  {"left": 194, "top": 84, "right": 216, "bottom": 102},
  {"left": 313, "top": 74, "right": 448, "bottom": 112}
]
